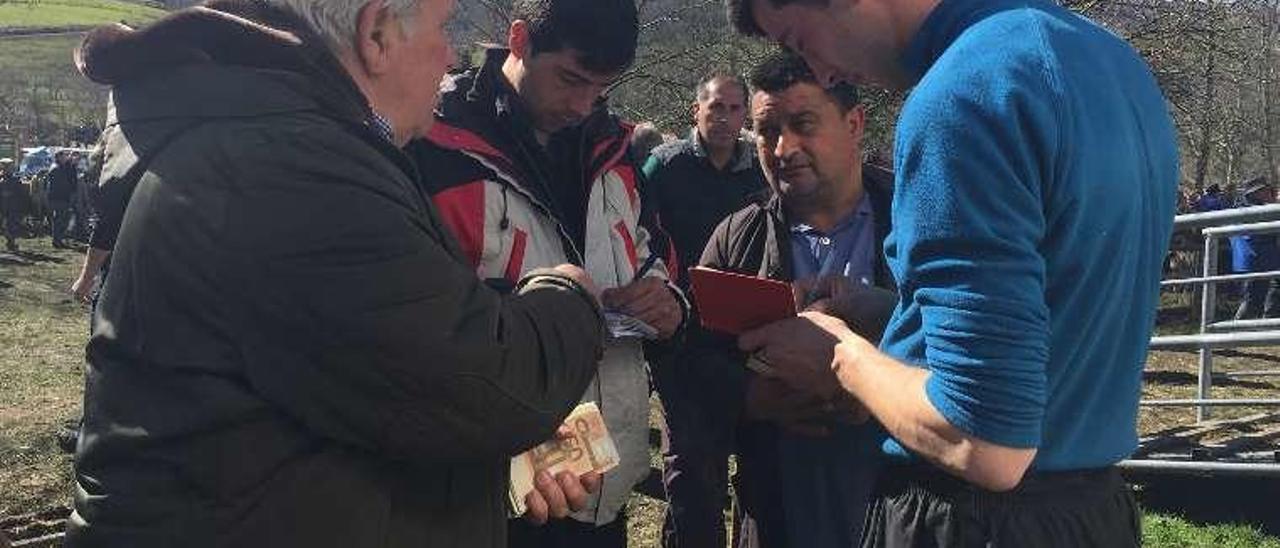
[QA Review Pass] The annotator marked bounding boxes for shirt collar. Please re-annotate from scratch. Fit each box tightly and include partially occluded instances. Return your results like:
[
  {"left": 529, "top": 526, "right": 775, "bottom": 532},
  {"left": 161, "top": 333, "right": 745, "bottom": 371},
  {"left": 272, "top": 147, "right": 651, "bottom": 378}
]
[
  {"left": 790, "top": 193, "right": 873, "bottom": 235},
  {"left": 902, "top": 0, "right": 1018, "bottom": 83},
  {"left": 368, "top": 111, "right": 394, "bottom": 143},
  {"left": 688, "top": 128, "right": 757, "bottom": 173}
]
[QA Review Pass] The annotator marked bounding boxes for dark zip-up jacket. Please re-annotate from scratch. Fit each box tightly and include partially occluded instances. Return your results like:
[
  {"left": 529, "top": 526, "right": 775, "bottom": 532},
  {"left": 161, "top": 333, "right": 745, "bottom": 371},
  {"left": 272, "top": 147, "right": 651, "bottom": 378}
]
[
  {"left": 67, "top": 4, "right": 604, "bottom": 547},
  {"left": 692, "top": 163, "right": 896, "bottom": 425}
]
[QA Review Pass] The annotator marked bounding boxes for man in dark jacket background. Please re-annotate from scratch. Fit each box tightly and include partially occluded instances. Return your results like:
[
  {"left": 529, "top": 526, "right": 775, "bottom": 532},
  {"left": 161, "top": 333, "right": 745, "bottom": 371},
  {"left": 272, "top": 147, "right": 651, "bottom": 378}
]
[
  {"left": 641, "top": 72, "right": 768, "bottom": 548},
  {"left": 68, "top": 0, "right": 608, "bottom": 546},
  {"left": 698, "top": 51, "right": 895, "bottom": 548},
  {"left": 46, "top": 151, "right": 78, "bottom": 248},
  {"left": 0, "top": 158, "right": 20, "bottom": 252}
]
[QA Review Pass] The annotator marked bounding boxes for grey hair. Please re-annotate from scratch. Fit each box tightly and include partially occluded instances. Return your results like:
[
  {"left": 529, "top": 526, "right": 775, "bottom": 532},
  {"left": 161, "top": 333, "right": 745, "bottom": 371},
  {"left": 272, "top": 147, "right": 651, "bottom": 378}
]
[{"left": 262, "top": 0, "right": 423, "bottom": 53}]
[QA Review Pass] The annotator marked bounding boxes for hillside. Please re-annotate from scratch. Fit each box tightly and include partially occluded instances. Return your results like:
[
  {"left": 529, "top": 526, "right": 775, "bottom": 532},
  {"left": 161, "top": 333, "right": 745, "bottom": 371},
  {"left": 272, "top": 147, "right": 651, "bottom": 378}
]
[{"left": 0, "top": 0, "right": 163, "bottom": 30}]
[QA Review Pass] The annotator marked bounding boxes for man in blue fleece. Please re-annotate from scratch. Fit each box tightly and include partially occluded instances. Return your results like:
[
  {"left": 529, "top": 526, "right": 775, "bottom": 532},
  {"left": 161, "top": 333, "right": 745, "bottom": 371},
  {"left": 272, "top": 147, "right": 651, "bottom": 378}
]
[{"left": 724, "top": 0, "right": 1179, "bottom": 545}]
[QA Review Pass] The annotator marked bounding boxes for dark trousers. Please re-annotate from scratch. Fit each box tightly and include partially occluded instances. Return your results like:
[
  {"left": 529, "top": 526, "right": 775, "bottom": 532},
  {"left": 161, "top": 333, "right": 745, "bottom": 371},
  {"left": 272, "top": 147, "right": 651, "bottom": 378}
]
[
  {"left": 2, "top": 204, "right": 19, "bottom": 247},
  {"left": 731, "top": 424, "right": 788, "bottom": 548},
  {"left": 49, "top": 200, "right": 71, "bottom": 244},
  {"left": 861, "top": 464, "right": 1140, "bottom": 548},
  {"left": 507, "top": 511, "right": 627, "bottom": 548},
  {"left": 653, "top": 357, "right": 737, "bottom": 548},
  {"left": 1235, "top": 278, "right": 1280, "bottom": 320}
]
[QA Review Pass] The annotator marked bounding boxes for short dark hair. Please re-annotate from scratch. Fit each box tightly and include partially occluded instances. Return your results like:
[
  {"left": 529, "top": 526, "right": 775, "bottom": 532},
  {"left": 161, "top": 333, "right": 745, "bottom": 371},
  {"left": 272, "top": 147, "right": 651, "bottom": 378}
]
[
  {"left": 725, "top": 0, "right": 829, "bottom": 38},
  {"left": 513, "top": 0, "right": 639, "bottom": 75},
  {"left": 748, "top": 49, "right": 859, "bottom": 111},
  {"left": 696, "top": 73, "right": 749, "bottom": 103}
]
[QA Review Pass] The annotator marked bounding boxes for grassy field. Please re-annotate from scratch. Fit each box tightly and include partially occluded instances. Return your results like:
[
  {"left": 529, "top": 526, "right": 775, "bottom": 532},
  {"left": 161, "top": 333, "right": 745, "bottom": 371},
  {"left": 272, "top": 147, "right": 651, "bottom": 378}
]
[
  {"left": 1, "top": 238, "right": 1278, "bottom": 546},
  {"left": 0, "top": 237, "right": 84, "bottom": 518},
  {"left": 0, "top": 32, "right": 83, "bottom": 75},
  {"left": 0, "top": 0, "right": 163, "bottom": 30},
  {"left": 0, "top": 32, "right": 108, "bottom": 158}
]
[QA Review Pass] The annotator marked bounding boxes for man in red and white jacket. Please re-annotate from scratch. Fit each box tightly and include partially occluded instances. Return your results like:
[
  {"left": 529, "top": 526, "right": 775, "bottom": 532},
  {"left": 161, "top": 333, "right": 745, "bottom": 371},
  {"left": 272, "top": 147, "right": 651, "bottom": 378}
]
[{"left": 407, "top": 1, "right": 686, "bottom": 545}]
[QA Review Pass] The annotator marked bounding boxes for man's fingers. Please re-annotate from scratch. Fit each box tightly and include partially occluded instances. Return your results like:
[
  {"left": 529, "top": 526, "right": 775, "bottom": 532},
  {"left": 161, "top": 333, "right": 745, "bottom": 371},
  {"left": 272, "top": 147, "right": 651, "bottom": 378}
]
[
  {"left": 556, "top": 471, "right": 589, "bottom": 511},
  {"left": 580, "top": 471, "right": 603, "bottom": 494},
  {"left": 610, "top": 280, "right": 663, "bottom": 308},
  {"left": 523, "top": 486, "right": 549, "bottom": 525},
  {"left": 624, "top": 295, "right": 664, "bottom": 319},
  {"left": 536, "top": 471, "right": 569, "bottom": 519}
]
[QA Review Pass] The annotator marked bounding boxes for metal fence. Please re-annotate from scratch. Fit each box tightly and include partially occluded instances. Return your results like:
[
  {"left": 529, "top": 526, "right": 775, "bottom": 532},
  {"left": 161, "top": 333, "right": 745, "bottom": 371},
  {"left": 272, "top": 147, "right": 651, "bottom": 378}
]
[{"left": 1120, "top": 204, "right": 1280, "bottom": 477}]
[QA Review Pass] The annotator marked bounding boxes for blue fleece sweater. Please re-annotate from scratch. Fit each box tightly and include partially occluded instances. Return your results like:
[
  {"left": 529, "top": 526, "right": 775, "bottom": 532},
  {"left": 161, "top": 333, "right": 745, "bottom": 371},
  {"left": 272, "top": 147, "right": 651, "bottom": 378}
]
[{"left": 879, "top": 0, "right": 1178, "bottom": 470}]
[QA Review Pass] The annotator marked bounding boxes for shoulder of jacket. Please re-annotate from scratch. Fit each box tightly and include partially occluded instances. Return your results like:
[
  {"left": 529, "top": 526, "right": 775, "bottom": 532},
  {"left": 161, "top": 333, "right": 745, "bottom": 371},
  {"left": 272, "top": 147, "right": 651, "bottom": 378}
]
[
  {"left": 404, "top": 138, "right": 496, "bottom": 195},
  {"left": 648, "top": 139, "right": 695, "bottom": 165}
]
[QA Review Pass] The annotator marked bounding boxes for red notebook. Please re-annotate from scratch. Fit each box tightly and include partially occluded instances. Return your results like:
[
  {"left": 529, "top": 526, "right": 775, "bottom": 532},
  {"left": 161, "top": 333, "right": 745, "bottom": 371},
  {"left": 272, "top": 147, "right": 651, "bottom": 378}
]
[{"left": 687, "top": 266, "right": 796, "bottom": 335}]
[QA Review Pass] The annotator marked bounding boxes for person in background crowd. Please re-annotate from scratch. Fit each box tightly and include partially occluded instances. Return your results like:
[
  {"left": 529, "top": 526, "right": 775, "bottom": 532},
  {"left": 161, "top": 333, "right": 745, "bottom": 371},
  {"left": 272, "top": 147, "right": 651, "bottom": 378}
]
[
  {"left": 67, "top": 0, "right": 608, "bottom": 545},
  {"left": 631, "top": 122, "right": 666, "bottom": 161},
  {"left": 698, "top": 50, "right": 895, "bottom": 547},
  {"left": 46, "top": 151, "right": 79, "bottom": 249},
  {"left": 0, "top": 158, "right": 21, "bottom": 253},
  {"left": 726, "top": 0, "right": 1178, "bottom": 545},
  {"left": 1196, "top": 183, "right": 1229, "bottom": 212},
  {"left": 407, "top": 1, "right": 686, "bottom": 546},
  {"left": 1231, "top": 177, "right": 1280, "bottom": 320},
  {"left": 641, "top": 71, "right": 767, "bottom": 548}
]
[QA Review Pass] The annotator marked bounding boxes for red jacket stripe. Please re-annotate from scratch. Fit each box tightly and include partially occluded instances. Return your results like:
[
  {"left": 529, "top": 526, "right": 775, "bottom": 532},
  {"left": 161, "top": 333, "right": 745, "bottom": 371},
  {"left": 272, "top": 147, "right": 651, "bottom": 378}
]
[
  {"left": 615, "top": 220, "right": 638, "bottom": 270},
  {"left": 427, "top": 122, "right": 508, "bottom": 163},
  {"left": 433, "top": 181, "right": 486, "bottom": 268},
  {"left": 504, "top": 228, "right": 529, "bottom": 283},
  {"left": 615, "top": 165, "right": 640, "bottom": 210}
]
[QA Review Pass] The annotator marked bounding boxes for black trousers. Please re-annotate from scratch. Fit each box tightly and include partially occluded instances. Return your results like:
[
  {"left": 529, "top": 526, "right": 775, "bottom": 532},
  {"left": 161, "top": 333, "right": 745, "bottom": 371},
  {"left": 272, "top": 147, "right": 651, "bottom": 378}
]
[
  {"left": 653, "top": 354, "right": 737, "bottom": 548},
  {"left": 861, "top": 464, "right": 1140, "bottom": 548},
  {"left": 507, "top": 511, "right": 628, "bottom": 548}
]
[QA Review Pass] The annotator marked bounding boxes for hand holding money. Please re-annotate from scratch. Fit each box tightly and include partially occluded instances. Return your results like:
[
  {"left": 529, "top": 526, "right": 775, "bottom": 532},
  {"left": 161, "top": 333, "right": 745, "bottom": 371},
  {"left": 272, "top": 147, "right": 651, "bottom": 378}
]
[{"left": 510, "top": 402, "right": 620, "bottom": 522}]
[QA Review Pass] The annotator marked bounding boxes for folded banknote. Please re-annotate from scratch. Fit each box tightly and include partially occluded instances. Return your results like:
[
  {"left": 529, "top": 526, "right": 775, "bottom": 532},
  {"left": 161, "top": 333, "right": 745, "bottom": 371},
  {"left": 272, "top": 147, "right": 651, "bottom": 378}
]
[{"left": 508, "top": 402, "right": 620, "bottom": 516}]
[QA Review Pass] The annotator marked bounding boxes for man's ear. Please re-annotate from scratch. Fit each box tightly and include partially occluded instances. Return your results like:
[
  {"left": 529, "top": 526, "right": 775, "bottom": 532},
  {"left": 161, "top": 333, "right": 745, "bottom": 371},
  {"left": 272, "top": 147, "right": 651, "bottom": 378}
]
[
  {"left": 691, "top": 101, "right": 701, "bottom": 125},
  {"left": 846, "top": 104, "right": 866, "bottom": 142},
  {"left": 353, "top": 0, "right": 397, "bottom": 77},
  {"left": 508, "top": 20, "right": 531, "bottom": 60}
]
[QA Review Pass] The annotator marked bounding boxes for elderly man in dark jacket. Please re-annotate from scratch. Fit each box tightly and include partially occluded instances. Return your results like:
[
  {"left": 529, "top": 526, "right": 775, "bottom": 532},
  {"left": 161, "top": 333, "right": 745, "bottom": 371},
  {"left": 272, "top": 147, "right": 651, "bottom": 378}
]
[{"left": 67, "top": 0, "right": 607, "bottom": 546}]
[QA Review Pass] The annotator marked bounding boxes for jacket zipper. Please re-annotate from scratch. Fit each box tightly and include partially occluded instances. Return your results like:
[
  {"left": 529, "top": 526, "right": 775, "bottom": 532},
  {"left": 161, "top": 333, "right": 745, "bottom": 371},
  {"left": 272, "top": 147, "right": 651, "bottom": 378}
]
[{"left": 454, "top": 149, "right": 586, "bottom": 265}]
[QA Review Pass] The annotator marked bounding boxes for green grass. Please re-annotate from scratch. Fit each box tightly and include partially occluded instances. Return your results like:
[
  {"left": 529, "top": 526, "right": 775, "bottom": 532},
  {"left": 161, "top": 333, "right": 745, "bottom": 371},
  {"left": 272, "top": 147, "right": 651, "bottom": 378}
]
[
  {"left": 1, "top": 238, "right": 1278, "bottom": 547},
  {"left": 0, "top": 33, "right": 108, "bottom": 157},
  {"left": 0, "top": 32, "right": 82, "bottom": 76},
  {"left": 0, "top": 237, "right": 87, "bottom": 517},
  {"left": 0, "top": 0, "right": 163, "bottom": 30},
  {"left": 1145, "top": 513, "right": 1280, "bottom": 547}
]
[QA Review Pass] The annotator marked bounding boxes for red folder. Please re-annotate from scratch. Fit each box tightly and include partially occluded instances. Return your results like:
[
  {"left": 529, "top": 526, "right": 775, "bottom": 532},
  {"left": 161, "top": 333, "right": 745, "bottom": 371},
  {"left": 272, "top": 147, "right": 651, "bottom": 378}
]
[{"left": 687, "top": 266, "right": 797, "bottom": 335}]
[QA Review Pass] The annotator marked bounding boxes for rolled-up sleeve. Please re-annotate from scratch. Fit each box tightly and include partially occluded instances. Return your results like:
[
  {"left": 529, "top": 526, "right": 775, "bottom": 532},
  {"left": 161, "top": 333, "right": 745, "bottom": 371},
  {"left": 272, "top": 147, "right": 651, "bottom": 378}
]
[{"left": 893, "top": 82, "right": 1057, "bottom": 449}]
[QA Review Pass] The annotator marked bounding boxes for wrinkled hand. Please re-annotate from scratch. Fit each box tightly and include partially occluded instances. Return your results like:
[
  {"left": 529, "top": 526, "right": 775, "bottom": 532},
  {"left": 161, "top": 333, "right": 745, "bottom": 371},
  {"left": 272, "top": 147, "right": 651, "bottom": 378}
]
[
  {"left": 70, "top": 275, "right": 94, "bottom": 305},
  {"left": 523, "top": 425, "right": 603, "bottom": 525},
  {"left": 739, "top": 311, "right": 859, "bottom": 401},
  {"left": 744, "top": 375, "right": 835, "bottom": 437},
  {"left": 804, "top": 284, "right": 897, "bottom": 344},
  {"left": 601, "top": 277, "right": 681, "bottom": 339},
  {"left": 792, "top": 275, "right": 855, "bottom": 310},
  {"left": 745, "top": 376, "right": 826, "bottom": 423}
]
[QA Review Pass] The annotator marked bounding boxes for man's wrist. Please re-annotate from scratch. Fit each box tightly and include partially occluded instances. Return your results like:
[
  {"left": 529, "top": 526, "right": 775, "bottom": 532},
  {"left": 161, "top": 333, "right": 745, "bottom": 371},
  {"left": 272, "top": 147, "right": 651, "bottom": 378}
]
[{"left": 831, "top": 338, "right": 872, "bottom": 393}]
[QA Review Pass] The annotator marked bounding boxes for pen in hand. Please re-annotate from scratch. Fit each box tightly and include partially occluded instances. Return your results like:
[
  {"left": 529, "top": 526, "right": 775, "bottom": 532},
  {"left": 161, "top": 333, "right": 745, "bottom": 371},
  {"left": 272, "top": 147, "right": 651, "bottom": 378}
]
[{"left": 632, "top": 253, "right": 660, "bottom": 284}]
